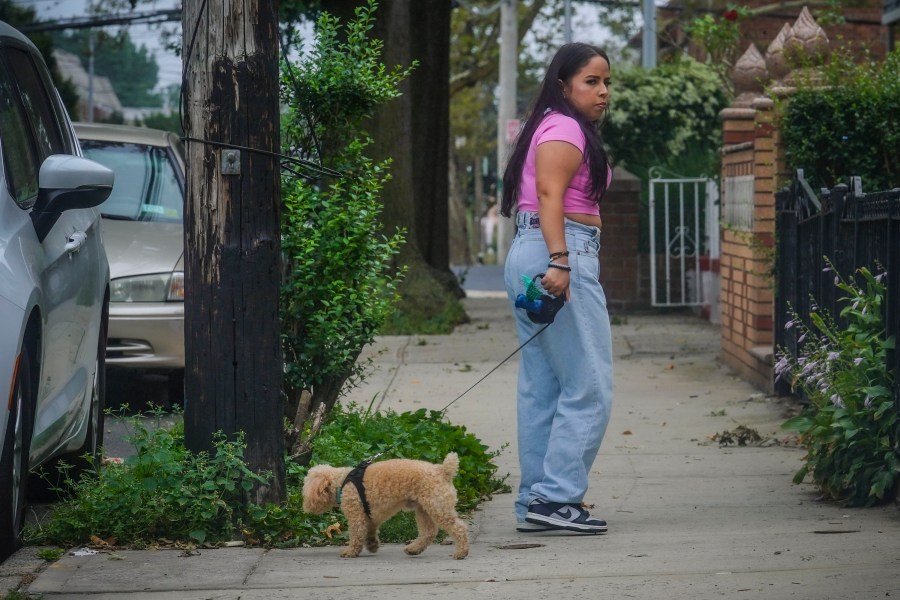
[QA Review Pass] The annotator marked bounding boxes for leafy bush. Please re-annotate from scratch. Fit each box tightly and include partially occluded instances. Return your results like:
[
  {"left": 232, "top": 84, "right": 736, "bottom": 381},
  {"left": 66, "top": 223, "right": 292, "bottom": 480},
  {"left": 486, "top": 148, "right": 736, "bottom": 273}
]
[
  {"left": 27, "top": 405, "right": 507, "bottom": 548},
  {"left": 780, "top": 48, "right": 900, "bottom": 190},
  {"left": 308, "top": 404, "right": 509, "bottom": 513},
  {"left": 26, "top": 409, "right": 268, "bottom": 546},
  {"left": 778, "top": 262, "right": 898, "bottom": 506},
  {"left": 279, "top": 0, "right": 412, "bottom": 462},
  {"left": 603, "top": 57, "right": 728, "bottom": 253},
  {"left": 603, "top": 57, "right": 729, "bottom": 179}
]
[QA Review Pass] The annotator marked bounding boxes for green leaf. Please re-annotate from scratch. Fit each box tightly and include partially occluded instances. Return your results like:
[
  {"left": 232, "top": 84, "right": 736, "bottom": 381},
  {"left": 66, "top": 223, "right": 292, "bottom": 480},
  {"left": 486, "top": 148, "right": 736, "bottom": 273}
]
[
  {"left": 189, "top": 530, "right": 207, "bottom": 544},
  {"left": 782, "top": 416, "right": 815, "bottom": 432}
]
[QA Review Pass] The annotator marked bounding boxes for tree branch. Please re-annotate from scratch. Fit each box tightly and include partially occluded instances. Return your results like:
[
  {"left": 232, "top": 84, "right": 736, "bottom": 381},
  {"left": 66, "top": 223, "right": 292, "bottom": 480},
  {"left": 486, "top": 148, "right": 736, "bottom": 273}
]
[{"left": 449, "top": 0, "right": 547, "bottom": 98}]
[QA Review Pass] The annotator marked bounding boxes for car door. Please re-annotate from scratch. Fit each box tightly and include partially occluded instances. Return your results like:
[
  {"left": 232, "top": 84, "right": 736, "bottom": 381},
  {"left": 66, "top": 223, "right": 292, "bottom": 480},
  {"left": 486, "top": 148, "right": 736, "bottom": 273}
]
[{"left": 0, "top": 43, "right": 106, "bottom": 461}]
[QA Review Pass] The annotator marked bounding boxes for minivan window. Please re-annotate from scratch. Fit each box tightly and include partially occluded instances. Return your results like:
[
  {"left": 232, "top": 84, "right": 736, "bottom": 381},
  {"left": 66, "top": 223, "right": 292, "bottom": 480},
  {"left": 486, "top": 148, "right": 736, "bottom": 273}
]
[
  {"left": 5, "top": 47, "right": 64, "bottom": 161},
  {"left": 0, "top": 56, "right": 40, "bottom": 206}
]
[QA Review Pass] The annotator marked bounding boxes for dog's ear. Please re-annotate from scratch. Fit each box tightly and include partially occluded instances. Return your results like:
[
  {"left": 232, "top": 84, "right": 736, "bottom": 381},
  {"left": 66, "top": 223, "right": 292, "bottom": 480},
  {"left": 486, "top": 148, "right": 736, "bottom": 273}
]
[{"left": 302, "top": 466, "right": 336, "bottom": 514}]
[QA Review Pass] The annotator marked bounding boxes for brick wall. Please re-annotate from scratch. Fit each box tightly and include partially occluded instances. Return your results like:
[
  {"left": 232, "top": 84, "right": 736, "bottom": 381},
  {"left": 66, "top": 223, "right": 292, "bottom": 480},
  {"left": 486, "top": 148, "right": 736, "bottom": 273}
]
[{"left": 601, "top": 167, "right": 646, "bottom": 314}]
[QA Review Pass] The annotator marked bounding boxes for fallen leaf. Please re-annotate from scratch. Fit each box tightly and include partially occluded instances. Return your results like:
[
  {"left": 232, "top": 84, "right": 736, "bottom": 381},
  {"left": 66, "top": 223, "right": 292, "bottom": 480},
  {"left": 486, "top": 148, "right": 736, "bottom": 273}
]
[
  {"left": 324, "top": 522, "right": 343, "bottom": 539},
  {"left": 622, "top": 430, "right": 633, "bottom": 435}
]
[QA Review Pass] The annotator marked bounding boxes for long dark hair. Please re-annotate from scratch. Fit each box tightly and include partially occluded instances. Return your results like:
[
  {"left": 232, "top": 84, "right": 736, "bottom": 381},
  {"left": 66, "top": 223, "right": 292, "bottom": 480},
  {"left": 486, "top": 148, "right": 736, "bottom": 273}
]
[{"left": 500, "top": 43, "right": 610, "bottom": 218}]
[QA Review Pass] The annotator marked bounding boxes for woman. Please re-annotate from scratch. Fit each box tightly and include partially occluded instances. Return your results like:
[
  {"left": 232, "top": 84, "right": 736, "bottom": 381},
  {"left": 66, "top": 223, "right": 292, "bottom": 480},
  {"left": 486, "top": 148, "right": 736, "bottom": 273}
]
[{"left": 501, "top": 43, "right": 613, "bottom": 534}]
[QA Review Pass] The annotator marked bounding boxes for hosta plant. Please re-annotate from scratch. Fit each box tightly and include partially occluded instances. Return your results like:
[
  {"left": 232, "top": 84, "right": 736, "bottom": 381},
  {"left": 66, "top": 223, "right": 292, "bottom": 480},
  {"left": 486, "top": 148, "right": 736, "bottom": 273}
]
[{"left": 778, "top": 261, "right": 897, "bottom": 506}]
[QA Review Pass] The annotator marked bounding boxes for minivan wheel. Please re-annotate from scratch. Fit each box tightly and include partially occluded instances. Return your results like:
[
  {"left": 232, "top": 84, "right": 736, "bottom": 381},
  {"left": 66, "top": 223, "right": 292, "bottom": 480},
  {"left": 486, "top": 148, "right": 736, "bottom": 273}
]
[{"left": 0, "top": 351, "right": 34, "bottom": 562}]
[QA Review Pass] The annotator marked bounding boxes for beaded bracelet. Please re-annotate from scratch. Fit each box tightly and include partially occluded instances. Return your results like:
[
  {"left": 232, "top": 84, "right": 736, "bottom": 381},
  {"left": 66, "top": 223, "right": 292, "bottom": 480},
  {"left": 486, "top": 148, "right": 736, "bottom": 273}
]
[
  {"left": 547, "top": 262, "right": 571, "bottom": 272},
  {"left": 549, "top": 250, "right": 569, "bottom": 260}
]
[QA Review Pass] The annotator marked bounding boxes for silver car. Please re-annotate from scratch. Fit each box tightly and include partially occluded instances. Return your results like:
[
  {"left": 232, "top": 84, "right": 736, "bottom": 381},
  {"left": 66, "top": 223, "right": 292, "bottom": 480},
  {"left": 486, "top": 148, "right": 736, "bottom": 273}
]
[
  {"left": 0, "top": 21, "right": 113, "bottom": 561},
  {"left": 73, "top": 123, "right": 185, "bottom": 400}
]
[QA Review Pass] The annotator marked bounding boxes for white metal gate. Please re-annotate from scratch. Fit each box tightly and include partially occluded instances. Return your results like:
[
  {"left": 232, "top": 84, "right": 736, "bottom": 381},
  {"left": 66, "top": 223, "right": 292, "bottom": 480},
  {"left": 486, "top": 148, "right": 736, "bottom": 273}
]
[{"left": 648, "top": 168, "right": 720, "bottom": 307}]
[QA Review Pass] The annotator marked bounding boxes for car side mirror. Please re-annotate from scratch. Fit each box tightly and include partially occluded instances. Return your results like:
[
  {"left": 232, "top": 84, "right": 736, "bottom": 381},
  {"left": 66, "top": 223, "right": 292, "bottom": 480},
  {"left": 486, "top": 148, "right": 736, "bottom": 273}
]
[{"left": 31, "top": 154, "right": 114, "bottom": 242}]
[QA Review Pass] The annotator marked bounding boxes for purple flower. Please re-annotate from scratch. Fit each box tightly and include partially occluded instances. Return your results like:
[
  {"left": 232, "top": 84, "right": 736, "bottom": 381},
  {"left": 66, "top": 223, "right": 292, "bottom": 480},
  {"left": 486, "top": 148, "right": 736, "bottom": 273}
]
[
  {"left": 831, "top": 394, "right": 844, "bottom": 408},
  {"left": 774, "top": 356, "right": 791, "bottom": 376},
  {"left": 854, "top": 357, "right": 864, "bottom": 366},
  {"left": 785, "top": 319, "right": 797, "bottom": 331},
  {"left": 827, "top": 351, "right": 840, "bottom": 361}
]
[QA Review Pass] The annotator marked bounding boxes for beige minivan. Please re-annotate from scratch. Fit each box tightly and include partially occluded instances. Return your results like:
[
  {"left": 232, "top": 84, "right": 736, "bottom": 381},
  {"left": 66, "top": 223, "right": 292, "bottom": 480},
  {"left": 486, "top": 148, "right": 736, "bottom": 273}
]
[{"left": 1, "top": 21, "right": 113, "bottom": 561}]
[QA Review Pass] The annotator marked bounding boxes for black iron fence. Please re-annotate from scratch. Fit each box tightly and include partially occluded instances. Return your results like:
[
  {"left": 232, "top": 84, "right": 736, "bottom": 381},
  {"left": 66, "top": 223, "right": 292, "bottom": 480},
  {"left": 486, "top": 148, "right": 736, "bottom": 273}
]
[{"left": 774, "top": 170, "right": 900, "bottom": 397}]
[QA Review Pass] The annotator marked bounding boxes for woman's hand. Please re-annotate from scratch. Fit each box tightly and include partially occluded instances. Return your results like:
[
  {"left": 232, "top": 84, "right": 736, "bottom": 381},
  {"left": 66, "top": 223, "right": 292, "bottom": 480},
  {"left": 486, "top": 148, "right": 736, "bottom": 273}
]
[{"left": 541, "top": 267, "right": 570, "bottom": 301}]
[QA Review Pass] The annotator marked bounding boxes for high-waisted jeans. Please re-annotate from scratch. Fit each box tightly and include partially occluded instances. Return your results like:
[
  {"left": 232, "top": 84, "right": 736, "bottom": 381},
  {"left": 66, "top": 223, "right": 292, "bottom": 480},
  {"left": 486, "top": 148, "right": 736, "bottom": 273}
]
[{"left": 504, "top": 211, "right": 614, "bottom": 522}]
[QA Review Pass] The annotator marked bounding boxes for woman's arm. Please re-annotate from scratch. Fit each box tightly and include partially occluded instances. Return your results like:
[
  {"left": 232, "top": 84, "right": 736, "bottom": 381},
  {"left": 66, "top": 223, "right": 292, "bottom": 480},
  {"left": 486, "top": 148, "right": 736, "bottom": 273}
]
[{"left": 535, "top": 140, "right": 582, "bottom": 300}]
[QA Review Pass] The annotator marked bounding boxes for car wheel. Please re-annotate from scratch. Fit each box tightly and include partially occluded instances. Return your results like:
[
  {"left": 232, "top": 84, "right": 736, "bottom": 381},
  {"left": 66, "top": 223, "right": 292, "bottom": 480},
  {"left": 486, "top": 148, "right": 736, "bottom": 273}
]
[{"left": 0, "top": 350, "right": 35, "bottom": 562}]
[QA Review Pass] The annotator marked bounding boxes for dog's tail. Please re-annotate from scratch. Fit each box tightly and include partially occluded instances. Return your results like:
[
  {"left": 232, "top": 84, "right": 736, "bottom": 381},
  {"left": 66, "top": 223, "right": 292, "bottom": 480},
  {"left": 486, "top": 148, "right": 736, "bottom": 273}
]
[{"left": 441, "top": 452, "right": 460, "bottom": 481}]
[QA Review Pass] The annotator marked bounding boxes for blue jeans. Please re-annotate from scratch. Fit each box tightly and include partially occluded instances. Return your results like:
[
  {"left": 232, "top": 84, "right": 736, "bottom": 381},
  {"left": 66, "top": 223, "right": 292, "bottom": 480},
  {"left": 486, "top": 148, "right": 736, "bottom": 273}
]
[{"left": 504, "top": 212, "right": 614, "bottom": 522}]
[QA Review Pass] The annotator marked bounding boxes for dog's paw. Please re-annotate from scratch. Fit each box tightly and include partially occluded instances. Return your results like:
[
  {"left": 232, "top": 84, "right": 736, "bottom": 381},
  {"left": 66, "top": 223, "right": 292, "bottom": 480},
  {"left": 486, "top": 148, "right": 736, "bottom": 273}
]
[
  {"left": 403, "top": 544, "right": 426, "bottom": 556},
  {"left": 452, "top": 549, "right": 469, "bottom": 560},
  {"left": 340, "top": 548, "right": 361, "bottom": 558}
]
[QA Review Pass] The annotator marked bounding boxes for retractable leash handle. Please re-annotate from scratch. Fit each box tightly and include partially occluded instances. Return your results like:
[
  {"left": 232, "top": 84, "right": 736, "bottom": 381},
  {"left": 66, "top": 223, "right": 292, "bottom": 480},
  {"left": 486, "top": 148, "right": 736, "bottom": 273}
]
[{"left": 515, "top": 272, "right": 566, "bottom": 324}]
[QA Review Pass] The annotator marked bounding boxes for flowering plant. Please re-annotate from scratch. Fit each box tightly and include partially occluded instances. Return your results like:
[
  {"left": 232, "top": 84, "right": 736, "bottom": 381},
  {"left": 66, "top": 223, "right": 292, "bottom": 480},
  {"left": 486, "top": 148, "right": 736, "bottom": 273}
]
[
  {"left": 778, "top": 261, "right": 897, "bottom": 506},
  {"left": 684, "top": 4, "right": 750, "bottom": 75}
]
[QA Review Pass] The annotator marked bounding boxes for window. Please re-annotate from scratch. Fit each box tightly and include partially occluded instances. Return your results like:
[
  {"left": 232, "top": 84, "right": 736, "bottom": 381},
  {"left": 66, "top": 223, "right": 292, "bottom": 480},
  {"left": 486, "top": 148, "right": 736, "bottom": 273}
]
[
  {"left": 0, "top": 57, "right": 39, "bottom": 207},
  {"left": 80, "top": 141, "right": 184, "bottom": 223},
  {"left": 5, "top": 47, "right": 65, "bottom": 161}
]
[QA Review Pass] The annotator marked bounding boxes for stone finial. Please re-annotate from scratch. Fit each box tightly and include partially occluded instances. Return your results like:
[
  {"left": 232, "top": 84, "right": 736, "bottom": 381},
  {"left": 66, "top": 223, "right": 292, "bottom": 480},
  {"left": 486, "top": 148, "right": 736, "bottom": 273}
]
[
  {"left": 765, "top": 23, "right": 792, "bottom": 81},
  {"left": 783, "top": 6, "right": 829, "bottom": 67},
  {"left": 732, "top": 43, "right": 768, "bottom": 96}
]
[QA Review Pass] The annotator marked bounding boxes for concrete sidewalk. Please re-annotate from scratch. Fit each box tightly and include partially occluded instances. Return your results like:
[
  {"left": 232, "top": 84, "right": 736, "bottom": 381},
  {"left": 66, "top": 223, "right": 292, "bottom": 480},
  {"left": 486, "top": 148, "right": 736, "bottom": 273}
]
[{"left": 6, "top": 296, "right": 900, "bottom": 599}]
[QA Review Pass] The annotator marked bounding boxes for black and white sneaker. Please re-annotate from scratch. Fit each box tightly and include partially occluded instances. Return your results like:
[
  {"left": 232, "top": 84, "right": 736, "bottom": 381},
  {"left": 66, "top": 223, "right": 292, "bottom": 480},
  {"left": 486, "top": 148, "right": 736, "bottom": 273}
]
[
  {"left": 525, "top": 499, "right": 608, "bottom": 534},
  {"left": 516, "top": 521, "right": 556, "bottom": 533}
]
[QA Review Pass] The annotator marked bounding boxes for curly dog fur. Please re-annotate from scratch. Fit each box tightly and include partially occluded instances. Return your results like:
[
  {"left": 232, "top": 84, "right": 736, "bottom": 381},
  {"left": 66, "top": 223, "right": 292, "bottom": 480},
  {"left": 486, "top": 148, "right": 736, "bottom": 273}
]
[{"left": 302, "top": 452, "right": 469, "bottom": 559}]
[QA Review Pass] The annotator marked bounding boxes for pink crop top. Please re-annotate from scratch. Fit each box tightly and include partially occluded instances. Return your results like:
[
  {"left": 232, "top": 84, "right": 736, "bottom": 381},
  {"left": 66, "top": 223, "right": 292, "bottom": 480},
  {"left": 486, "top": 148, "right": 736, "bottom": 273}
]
[{"left": 516, "top": 111, "right": 611, "bottom": 215}]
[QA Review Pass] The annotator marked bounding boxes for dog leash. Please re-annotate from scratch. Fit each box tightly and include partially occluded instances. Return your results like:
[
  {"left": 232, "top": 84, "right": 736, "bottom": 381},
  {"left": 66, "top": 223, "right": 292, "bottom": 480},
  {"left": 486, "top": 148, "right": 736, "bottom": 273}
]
[
  {"left": 349, "top": 320, "right": 552, "bottom": 466},
  {"left": 437, "top": 322, "right": 550, "bottom": 415}
]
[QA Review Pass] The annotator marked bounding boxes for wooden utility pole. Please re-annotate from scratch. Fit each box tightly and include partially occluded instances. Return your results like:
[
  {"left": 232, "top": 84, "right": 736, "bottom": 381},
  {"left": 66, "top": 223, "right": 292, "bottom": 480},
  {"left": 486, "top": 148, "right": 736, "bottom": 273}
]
[{"left": 181, "top": 0, "right": 285, "bottom": 504}]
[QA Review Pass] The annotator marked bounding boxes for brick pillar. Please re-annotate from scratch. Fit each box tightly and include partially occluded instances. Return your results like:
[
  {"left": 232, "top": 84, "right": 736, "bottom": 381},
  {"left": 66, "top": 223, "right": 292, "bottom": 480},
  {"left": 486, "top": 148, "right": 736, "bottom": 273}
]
[
  {"left": 718, "top": 100, "right": 780, "bottom": 392},
  {"left": 601, "top": 167, "right": 645, "bottom": 313}
]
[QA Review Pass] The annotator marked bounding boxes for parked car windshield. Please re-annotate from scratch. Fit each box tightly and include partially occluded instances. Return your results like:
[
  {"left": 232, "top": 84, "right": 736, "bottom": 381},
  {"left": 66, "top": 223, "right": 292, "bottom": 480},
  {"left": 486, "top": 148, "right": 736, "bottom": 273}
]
[{"left": 80, "top": 141, "right": 183, "bottom": 223}]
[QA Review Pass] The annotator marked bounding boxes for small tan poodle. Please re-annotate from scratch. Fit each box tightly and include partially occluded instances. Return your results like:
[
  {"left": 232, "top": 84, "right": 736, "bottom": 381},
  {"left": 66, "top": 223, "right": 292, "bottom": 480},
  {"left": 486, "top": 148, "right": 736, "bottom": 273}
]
[{"left": 302, "top": 452, "right": 469, "bottom": 559}]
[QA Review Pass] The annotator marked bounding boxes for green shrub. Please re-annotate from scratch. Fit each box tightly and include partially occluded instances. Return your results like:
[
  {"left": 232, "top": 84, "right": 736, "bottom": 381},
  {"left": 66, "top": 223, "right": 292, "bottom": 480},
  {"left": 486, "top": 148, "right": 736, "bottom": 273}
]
[
  {"left": 780, "top": 48, "right": 900, "bottom": 190},
  {"left": 604, "top": 57, "right": 729, "bottom": 179},
  {"left": 307, "top": 404, "right": 509, "bottom": 513},
  {"left": 779, "top": 261, "right": 898, "bottom": 506},
  {"left": 279, "top": 0, "right": 413, "bottom": 462},
  {"left": 26, "top": 405, "right": 507, "bottom": 549},
  {"left": 26, "top": 409, "right": 268, "bottom": 546}
]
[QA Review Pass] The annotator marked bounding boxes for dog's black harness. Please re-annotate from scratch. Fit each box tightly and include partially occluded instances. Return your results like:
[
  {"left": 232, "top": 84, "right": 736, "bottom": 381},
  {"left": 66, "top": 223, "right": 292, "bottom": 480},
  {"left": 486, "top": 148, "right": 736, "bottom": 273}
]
[{"left": 339, "top": 460, "right": 373, "bottom": 518}]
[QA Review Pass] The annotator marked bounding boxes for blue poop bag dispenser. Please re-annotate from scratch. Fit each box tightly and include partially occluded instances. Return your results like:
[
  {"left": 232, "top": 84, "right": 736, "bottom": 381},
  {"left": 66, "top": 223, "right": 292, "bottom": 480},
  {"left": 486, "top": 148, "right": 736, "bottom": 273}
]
[{"left": 515, "top": 273, "right": 565, "bottom": 324}]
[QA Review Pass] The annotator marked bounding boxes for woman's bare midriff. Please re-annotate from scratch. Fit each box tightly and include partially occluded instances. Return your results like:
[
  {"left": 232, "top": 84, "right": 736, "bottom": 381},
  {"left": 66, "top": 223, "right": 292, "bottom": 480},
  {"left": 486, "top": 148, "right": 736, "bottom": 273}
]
[{"left": 565, "top": 213, "right": 602, "bottom": 229}]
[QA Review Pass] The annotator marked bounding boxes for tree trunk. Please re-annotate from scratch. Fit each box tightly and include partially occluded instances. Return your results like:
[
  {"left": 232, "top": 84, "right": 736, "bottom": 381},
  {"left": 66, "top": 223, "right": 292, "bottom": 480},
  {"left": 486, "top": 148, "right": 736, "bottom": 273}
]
[
  {"left": 324, "top": 0, "right": 465, "bottom": 327},
  {"left": 448, "top": 154, "right": 472, "bottom": 265},
  {"left": 182, "top": 0, "right": 285, "bottom": 504}
]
